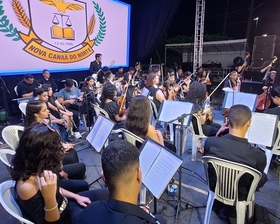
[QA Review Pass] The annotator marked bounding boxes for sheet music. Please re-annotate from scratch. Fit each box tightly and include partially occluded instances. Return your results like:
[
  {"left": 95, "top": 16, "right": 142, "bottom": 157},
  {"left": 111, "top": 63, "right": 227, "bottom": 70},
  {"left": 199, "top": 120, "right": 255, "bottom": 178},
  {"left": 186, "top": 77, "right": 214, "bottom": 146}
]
[
  {"left": 246, "top": 112, "right": 278, "bottom": 147},
  {"left": 222, "top": 92, "right": 257, "bottom": 111},
  {"left": 158, "top": 100, "right": 193, "bottom": 126},
  {"left": 141, "top": 87, "right": 150, "bottom": 97},
  {"left": 140, "top": 140, "right": 161, "bottom": 178},
  {"left": 86, "top": 115, "right": 115, "bottom": 152},
  {"left": 140, "top": 139, "right": 183, "bottom": 199}
]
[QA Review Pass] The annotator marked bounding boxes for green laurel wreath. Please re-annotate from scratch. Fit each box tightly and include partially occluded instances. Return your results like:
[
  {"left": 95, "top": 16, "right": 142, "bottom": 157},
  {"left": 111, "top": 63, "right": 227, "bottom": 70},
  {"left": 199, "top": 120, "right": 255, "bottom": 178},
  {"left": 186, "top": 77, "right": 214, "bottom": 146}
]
[
  {"left": 0, "top": 1, "right": 20, "bottom": 41},
  {"left": 92, "top": 1, "right": 106, "bottom": 46}
]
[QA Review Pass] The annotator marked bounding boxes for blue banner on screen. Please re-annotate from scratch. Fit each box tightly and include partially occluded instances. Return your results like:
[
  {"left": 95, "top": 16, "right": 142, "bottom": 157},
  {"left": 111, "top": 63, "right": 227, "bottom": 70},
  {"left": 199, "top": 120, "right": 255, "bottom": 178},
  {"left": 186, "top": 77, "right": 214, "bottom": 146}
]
[{"left": 0, "top": 0, "right": 130, "bottom": 76}]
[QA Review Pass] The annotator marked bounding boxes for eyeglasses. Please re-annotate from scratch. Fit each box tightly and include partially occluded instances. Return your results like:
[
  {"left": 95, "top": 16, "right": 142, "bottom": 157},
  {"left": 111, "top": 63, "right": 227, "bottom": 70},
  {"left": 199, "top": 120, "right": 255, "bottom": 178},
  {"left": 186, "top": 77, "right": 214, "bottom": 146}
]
[{"left": 40, "top": 120, "right": 56, "bottom": 132}]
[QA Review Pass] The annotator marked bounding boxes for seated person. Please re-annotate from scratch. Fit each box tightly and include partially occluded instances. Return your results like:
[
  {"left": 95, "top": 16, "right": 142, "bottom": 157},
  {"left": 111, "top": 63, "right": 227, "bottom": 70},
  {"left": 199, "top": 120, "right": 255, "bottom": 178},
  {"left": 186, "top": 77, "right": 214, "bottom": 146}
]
[
  {"left": 204, "top": 104, "right": 267, "bottom": 218},
  {"left": 97, "top": 66, "right": 110, "bottom": 84},
  {"left": 264, "top": 86, "right": 280, "bottom": 117},
  {"left": 11, "top": 123, "right": 108, "bottom": 224},
  {"left": 77, "top": 140, "right": 166, "bottom": 224},
  {"left": 100, "top": 84, "right": 126, "bottom": 129},
  {"left": 35, "top": 88, "right": 68, "bottom": 142},
  {"left": 185, "top": 81, "right": 221, "bottom": 137},
  {"left": 25, "top": 100, "right": 88, "bottom": 193},
  {"left": 57, "top": 78, "right": 82, "bottom": 139},
  {"left": 17, "top": 74, "right": 41, "bottom": 98},
  {"left": 125, "top": 95, "right": 176, "bottom": 152},
  {"left": 37, "top": 69, "right": 58, "bottom": 92}
]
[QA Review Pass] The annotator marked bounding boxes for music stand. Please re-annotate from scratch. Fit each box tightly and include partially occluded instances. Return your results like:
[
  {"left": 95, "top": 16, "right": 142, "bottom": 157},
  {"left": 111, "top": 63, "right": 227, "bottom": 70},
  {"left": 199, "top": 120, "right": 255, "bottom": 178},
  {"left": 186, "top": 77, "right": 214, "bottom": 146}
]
[
  {"left": 158, "top": 101, "right": 194, "bottom": 223},
  {"left": 86, "top": 114, "right": 115, "bottom": 187},
  {"left": 222, "top": 91, "right": 257, "bottom": 111}
]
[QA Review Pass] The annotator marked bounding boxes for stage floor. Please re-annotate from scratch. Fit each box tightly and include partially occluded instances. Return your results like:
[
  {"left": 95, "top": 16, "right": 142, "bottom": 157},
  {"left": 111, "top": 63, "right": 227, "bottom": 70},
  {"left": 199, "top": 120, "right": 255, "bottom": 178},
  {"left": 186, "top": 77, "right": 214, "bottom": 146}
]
[{"left": 0, "top": 109, "right": 279, "bottom": 224}]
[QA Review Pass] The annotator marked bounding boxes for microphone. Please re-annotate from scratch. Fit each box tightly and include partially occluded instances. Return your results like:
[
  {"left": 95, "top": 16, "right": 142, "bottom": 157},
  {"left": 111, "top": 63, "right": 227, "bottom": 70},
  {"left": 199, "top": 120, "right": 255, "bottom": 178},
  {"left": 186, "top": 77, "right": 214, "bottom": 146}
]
[{"left": 201, "top": 107, "right": 213, "bottom": 115}]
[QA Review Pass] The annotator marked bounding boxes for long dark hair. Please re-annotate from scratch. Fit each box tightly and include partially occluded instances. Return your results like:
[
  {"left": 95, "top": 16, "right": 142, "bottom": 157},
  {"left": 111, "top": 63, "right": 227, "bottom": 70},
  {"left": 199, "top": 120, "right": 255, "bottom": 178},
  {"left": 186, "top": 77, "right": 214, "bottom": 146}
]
[
  {"left": 100, "top": 84, "right": 117, "bottom": 108},
  {"left": 25, "top": 100, "right": 45, "bottom": 128},
  {"left": 185, "top": 81, "right": 206, "bottom": 106},
  {"left": 125, "top": 96, "right": 150, "bottom": 139},
  {"left": 10, "top": 123, "right": 63, "bottom": 181}
]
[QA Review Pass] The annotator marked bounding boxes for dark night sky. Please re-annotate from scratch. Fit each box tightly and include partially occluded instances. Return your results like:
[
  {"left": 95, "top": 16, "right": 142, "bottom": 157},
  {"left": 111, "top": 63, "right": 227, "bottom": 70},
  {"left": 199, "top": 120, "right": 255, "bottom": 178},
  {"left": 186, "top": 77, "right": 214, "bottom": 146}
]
[{"left": 167, "top": 0, "right": 280, "bottom": 40}]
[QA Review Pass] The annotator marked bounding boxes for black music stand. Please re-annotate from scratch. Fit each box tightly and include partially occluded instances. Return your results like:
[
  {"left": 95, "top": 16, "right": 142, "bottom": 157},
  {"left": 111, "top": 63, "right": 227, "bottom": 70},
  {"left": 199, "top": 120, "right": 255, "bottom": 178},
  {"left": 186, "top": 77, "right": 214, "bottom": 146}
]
[
  {"left": 86, "top": 115, "right": 115, "bottom": 187},
  {"left": 0, "top": 77, "right": 10, "bottom": 125}
]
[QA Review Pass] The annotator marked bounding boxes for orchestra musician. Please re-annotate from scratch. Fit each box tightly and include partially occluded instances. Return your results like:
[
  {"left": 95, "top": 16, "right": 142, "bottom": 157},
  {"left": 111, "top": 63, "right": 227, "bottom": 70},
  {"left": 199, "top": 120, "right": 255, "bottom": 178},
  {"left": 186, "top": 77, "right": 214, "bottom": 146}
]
[
  {"left": 89, "top": 53, "right": 102, "bottom": 75},
  {"left": 233, "top": 52, "right": 250, "bottom": 78},
  {"left": 224, "top": 71, "right": 241, "bottom": 92},
  {"left": 100, "top": 84, "right": 126, "bottom": 129}
]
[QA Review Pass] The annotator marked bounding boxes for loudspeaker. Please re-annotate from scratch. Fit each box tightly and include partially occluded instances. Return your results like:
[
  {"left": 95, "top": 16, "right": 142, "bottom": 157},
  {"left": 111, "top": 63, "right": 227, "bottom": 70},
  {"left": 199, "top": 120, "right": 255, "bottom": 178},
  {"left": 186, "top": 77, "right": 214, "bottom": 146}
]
[
  {"left": 251, "top": 35, "right": 276, "bottom": 68},
  {"left": 240, "top": 81, "right": 263, "bottom": 95}
]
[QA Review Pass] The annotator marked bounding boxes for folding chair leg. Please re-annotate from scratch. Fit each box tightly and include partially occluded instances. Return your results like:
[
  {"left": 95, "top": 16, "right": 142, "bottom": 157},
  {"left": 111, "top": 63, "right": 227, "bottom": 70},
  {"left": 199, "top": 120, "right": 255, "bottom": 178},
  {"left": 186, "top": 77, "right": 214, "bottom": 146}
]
[
  {"left": 236, "top": 201, "right": 246, "bottom": 224},
  {"left": 204, "top": 191, "right": 215, "bottom": 224}
]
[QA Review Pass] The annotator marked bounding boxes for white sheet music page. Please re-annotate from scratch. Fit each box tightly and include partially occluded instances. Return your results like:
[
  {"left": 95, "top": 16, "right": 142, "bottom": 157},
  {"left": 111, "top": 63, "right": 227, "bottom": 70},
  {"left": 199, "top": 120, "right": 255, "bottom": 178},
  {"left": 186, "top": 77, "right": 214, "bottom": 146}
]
[
  {"left": 86, "top": 115, "right": 114, "bottom": 152},
  {"left": 245, "top": 112, "right": 278, "bottom": 147},
  {"left": 140, "top": 140, "right": 183, "bottom": 199}
]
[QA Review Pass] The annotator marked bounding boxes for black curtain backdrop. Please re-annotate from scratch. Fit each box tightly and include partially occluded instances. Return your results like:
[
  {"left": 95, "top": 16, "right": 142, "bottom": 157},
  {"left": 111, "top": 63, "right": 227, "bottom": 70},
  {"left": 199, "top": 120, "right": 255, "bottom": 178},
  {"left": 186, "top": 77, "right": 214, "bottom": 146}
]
[
  {"left": 129, "top": 0, "right": 182, "bottom": 63},
  {"left": 0, "top": 0, "right": 182, "bottom": 110}
]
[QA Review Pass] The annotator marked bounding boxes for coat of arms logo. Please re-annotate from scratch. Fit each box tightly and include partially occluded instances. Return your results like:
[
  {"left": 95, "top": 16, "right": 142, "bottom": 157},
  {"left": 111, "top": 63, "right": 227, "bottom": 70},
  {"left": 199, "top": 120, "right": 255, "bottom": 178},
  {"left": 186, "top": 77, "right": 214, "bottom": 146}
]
[{"left": 0, "top": 0, "right": 106, "bottom": 63}]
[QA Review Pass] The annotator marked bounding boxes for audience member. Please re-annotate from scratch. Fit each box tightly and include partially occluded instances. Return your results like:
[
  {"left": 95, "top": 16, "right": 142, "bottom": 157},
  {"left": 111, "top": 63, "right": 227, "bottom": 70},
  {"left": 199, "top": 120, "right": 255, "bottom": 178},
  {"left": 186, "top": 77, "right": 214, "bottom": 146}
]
[
  {"left": 11, "top": 123, "right": 108, "bottom": 224},
  {"left": 77, "top": 140, "right": 166, "bottom": 224}
]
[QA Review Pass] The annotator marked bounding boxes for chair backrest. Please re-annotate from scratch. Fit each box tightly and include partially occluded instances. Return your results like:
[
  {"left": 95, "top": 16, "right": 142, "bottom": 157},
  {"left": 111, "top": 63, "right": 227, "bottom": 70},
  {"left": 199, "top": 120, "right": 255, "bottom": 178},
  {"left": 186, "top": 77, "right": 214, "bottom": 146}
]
[
  {"left": 202, "top": 156, "right": 262, "bottom": 206},
  {"left": 18, "top": 102, "right": 27, "bottom": 116},
  {"left": 120, "top": 128, "right": 145, "bottom": 146},
  {"left": 0, "top": 149, "right": 15, "bottom": 167},
  {"left": 14, "top": 86, "right": 18, "bottom": 96},
  {"left": 272, "top": 122, "right": 280, "bottom": 156},
  {"left": 2, "top": 125, "right": 24, "bottom": 150},
  {"left": 61, "top": 79, "right": 78, "bottom": 87},
  {"left": 190, "top": 113, "right": 206, "bottom": 136},
  {"left": 148, "top": 96, "right": 158, "bottom": 119},
  {"left": 92, "top": 103, "right": 110, "bottom": 119},
  {"left": 0, "top": 180, "right": 34, "bottom": 224}
]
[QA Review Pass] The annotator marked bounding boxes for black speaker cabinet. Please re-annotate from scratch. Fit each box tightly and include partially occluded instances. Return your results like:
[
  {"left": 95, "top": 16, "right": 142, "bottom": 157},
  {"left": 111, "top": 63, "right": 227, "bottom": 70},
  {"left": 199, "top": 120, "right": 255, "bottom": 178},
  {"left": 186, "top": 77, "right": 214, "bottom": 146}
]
[
  {"left": 240, "top": 81, "right": 263, "bottom": 95},
  {"left": 251, "top": 35, "right": 276, "bottom": 68}
]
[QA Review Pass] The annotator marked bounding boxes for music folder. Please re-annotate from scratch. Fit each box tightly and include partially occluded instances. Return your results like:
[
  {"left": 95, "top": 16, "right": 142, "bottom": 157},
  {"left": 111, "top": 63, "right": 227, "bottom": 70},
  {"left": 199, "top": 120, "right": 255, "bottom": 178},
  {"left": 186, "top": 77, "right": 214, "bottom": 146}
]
[
  {"left": 158, "top": 100, "right": 194, "bottom": 126},
  {"left": 139, "top": 138, "right": 183, "bottom": 199},
  {"left": 86, "top": 114, "right": 115, "bottom": 152}
]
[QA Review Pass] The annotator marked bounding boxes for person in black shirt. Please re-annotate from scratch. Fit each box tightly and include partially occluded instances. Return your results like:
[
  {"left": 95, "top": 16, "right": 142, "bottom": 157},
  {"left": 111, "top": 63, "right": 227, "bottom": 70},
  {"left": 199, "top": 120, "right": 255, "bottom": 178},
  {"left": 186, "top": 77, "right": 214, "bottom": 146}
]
[
  {"left": 17, "top": 74, "right": 41, "bottom": 98},
  {"left": 37, "top": 69, "right": 58, "bottom": 92},
  {"left": 77, "top": 140, "right": 166, "bottom": 224},
  {"left": 89, "top": 53, "right": 102, "bottom": 74}
]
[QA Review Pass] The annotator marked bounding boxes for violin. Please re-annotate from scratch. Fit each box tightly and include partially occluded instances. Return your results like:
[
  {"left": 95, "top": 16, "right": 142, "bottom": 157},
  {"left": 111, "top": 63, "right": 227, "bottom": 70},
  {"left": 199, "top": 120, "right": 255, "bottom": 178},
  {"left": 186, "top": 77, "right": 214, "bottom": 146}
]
[{"left": 118, "top": 78, "right": 131, "bottom": 117}]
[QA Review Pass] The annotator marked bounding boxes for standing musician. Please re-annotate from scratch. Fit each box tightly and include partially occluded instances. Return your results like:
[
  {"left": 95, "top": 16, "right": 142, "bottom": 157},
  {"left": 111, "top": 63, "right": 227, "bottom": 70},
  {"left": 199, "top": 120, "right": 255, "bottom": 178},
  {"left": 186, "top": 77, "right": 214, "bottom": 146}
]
[
  {"left": 134, "top": 62, "right": 143, "bottom": 81},
  {"left": 224, "top": 71, "right": 241, "bottom": 92},
  {"left": 233, "top": 52, "right": 250, "bottom": 79},
  {"left": 198, "top": 69, "right": 212, "bottom": 96},
  {"left": 194, "top": 67, "right": 205, "bottom": 82},
  {"left": 260, "top": 56, "right": 278, "bottom": 81},
  {"left": 179, "top": 71, "right": 192, "bottom": 97},
  {"left": 89, "top": 53, "right": 102, "bottom": 75},
  {"left": 122, "top": 67, "right": 137, "bottom": 107}
]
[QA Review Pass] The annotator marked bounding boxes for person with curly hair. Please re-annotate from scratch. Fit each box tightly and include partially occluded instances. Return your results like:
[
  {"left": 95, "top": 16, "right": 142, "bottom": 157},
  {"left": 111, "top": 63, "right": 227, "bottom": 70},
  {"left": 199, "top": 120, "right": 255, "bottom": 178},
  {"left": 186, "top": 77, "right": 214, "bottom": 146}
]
[
  {"left": 185, "top": 81, "right": 222, "bottom": 137},
  {"left": 11, "top": 123, "right": 108, "bottom": 224},
  {"left": 25, "top": 100, "right": 89, "bottom": 193},
  {"left": 100, "top": 84, "right": 126, "bottom": 129}
]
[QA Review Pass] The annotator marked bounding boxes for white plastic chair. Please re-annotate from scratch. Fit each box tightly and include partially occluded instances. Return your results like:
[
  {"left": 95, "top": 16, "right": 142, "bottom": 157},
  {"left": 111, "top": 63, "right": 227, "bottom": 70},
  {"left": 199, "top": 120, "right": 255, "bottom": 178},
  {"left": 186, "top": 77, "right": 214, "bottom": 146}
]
[
  {"left": 188, "top": 113, "right": 207, "bottom": 161},
  {"left": 92, "top": 103, "right": 110, "bottom": 118},
  {"left": 18, "top": 102, "right": 27, "bottom": 116},
  {"left": 61, "top": 79, "right": 78, "bottom": 88},
  {"left": 14, "top": 86, "right": 18, "bottom": 96},
  {"left": 120, "top": 128, "right": 145, "bottom": 147},
  {"left": 2, "top": 125, "right": 24, "bottom": 150},
  {"left": 0, "top": 180, "right": 34, "bottom": 224},
  {"left": 258, "top": 122, "right": 280, "bottom": 174},
  {"left": 202, "top": 156, "right": 262, "bottom": 224},
  {"left": 0, "top": 149, "right": 15, "bottom": 167}
]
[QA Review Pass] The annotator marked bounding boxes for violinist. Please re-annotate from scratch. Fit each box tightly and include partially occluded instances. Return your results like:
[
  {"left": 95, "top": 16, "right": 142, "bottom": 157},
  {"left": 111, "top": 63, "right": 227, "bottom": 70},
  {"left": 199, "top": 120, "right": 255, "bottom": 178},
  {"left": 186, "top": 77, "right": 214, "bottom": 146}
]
[
  {"left": 180, "top": 71, "right": 192, "bottom": 97},
  {"left": 100, "top": 84, "right": 126, "bottom": 129},
  {"left": 122, "top": 68, "right": 137, "bottom": 107},
  {"left": 224, "top": 71, "right": 241, "bottom": 92}
]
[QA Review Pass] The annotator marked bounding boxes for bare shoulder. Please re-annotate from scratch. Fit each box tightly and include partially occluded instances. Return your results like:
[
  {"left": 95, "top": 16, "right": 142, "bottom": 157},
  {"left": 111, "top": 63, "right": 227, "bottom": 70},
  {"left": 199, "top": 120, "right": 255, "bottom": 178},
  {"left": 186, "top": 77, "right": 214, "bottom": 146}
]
[{"left": 16, "top": 176, "right": 39, "bottom": 201}]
